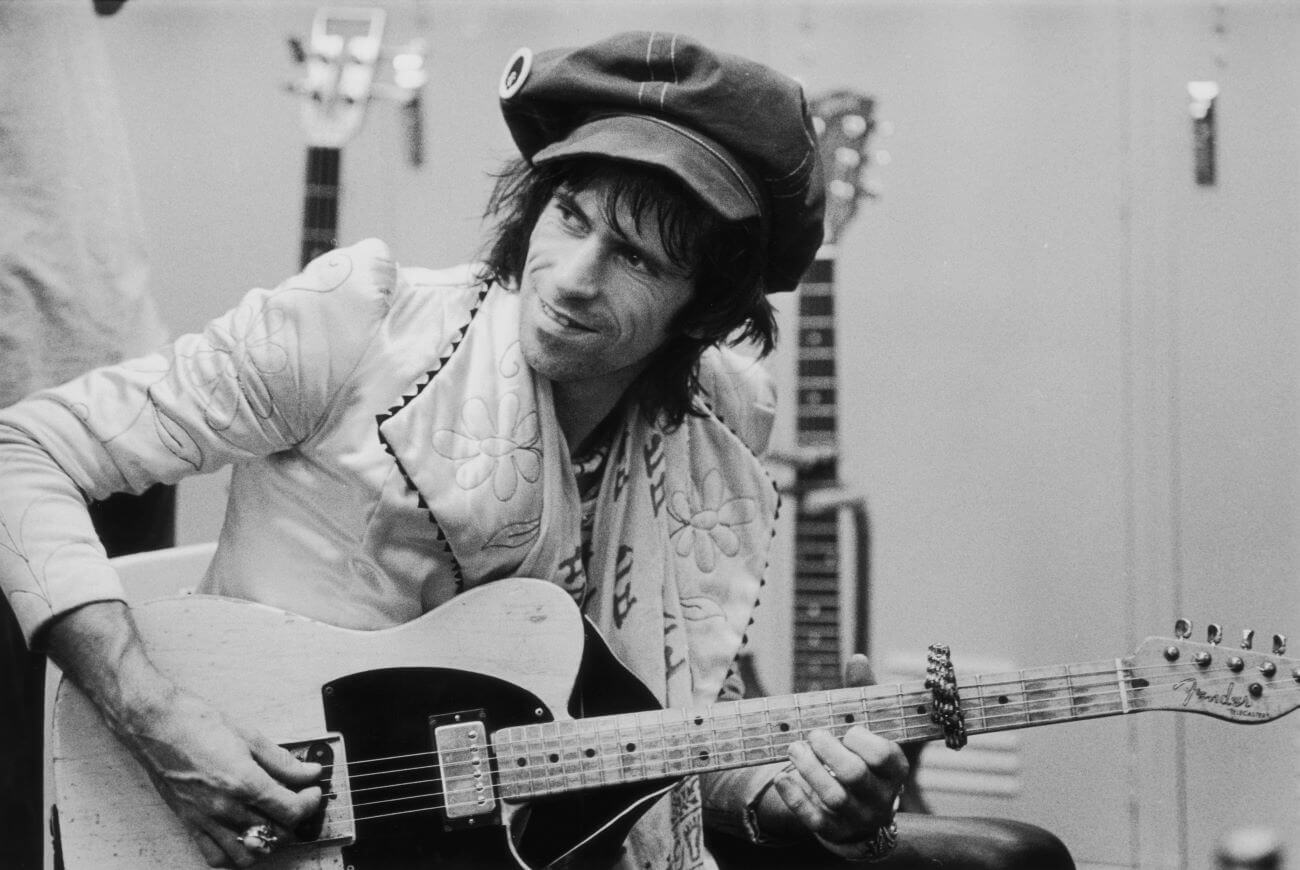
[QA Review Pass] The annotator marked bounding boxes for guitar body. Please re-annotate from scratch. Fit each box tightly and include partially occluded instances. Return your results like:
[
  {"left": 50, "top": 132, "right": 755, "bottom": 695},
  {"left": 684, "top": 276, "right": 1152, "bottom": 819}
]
[{"left": 49, "top": 579, "right": 668, "bottom": 870}]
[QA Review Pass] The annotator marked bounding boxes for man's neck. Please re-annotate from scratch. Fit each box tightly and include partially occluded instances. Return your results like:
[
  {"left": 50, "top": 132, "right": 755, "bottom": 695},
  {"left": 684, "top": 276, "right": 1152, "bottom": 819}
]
[{"left": 552, "top": 379, "right": 627, "bottom": 456}]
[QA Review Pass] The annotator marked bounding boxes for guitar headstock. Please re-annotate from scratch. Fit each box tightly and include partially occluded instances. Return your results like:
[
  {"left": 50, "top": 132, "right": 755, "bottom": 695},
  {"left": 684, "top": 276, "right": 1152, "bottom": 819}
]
[
  {"left": 1126, "top": 622, "right": 1298, "bottom": 724},
  {"left": 288, "top": 7, "right": 426, "bottom": 150},
  {"left": 810, "top": 91, "right": 877, "bottom": 246}
]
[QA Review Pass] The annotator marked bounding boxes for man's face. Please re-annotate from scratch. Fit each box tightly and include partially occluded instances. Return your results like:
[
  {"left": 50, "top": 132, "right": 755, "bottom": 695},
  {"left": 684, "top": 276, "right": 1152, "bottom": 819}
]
[{"left": 517, "top": 181, "right": 695, "bottom": 398}]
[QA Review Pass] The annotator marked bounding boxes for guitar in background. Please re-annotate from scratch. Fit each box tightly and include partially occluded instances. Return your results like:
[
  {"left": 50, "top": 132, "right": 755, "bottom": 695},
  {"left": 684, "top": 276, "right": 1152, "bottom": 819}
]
[
  {"left": 288, "top": 7, "right": 426, "bottom": 268},
  {"left": 739, "top": 92, "right": 876, "bottom": 695},
  {"left": 784, "top": 91, "right": 878, "bottom": 696}
]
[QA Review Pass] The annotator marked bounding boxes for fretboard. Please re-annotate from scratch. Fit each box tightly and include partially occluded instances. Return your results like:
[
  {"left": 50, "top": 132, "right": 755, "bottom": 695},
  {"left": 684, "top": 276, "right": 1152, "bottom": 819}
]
[
  {"left": 492, "top": 657, "right": 1132, "bottom": 800},
  {"left": 300, "top": 146, "right": 341, "bottom": 268},
  {"left": 793, "top": 254, "right": 842, "bottom": 691}
]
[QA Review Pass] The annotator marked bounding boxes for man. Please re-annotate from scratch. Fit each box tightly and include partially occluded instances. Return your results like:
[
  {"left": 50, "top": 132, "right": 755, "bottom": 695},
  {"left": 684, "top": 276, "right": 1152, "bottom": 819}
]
[{"left": 0, "top": 31, "right": 1072, "bottom": 869}]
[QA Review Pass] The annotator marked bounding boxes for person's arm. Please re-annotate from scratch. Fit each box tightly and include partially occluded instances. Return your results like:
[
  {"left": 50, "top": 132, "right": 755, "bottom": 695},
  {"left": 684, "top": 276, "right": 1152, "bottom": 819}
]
[
  {"left": 2, "top": 239, "right": 399, "bottom": 865},
  {"left": 43, "top": 600, "right": 324, "bottom": 867}
]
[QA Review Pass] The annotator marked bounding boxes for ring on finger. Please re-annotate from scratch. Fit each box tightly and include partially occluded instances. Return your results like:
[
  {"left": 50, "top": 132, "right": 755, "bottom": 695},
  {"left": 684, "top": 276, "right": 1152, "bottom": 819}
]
[{"left": 240, "top": 824, "right": 280, "bottom": 855}]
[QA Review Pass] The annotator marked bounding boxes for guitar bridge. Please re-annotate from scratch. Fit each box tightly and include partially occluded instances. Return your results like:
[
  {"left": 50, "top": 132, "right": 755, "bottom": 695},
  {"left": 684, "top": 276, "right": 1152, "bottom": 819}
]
[{"left": 429, "top": 710, "right": 498, "bottom": 828}]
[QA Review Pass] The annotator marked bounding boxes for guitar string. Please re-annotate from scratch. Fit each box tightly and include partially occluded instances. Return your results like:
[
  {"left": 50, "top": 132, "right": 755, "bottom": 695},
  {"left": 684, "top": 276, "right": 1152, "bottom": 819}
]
[
  {"left": 82, "top": 670, "right": 1294, "bottom": 821},
  {"left": 333, "top": 657, "right": 1292, "bottom": 775},
  {"left": 324, "top": 671, "right": 1298, "bottom": 822},
  {"left": 329, "top": 661, "right": 1295, "bottom": 780},
  {"left": 343, "top": 678, "right": 1300, "bottom": 825}
]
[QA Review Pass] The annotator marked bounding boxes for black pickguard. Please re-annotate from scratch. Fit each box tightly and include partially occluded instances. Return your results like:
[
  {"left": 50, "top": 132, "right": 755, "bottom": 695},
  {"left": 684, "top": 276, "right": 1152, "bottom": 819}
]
[{"left": 321, "top": 618, "right": 672, "bottom": 870}]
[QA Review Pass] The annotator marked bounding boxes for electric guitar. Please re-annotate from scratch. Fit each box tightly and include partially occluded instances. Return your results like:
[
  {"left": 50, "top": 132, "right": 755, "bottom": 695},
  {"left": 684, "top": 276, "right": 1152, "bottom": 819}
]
[
  {"left": 289, "top": 7, "right": 425, "bottom": 268},
  {"left": 735, "top": 92, "right": 877, "bottom": 700},
  {"left": 786, "top": 91, "right": 878, "bottom": 694},
  {"left": 47, "top": 579, "right": 1297, "bottom": 869}
]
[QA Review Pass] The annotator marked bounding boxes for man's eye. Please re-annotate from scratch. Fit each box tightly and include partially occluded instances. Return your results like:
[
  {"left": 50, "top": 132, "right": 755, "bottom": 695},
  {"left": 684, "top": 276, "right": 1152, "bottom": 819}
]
[{"left": 553, "top": 198, "right": 584, "bottom": 226}]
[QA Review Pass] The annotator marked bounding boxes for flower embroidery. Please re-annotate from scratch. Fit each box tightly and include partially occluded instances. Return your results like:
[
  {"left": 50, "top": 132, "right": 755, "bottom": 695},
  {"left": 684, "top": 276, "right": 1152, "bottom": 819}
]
[
  {"left": 668, "top": 469, "right": 758, "bottom": 573},
  {"left": 432, "top": 393, "right": 541, "bottom": 501},
  {"left": 190, "top": 300, "right": 290, "bottom": 431}
]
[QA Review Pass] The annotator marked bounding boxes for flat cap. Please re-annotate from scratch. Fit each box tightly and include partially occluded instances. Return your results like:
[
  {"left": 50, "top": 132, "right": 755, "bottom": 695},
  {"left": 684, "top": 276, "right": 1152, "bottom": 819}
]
[{"left": 498, "top": 31, "right": 825, "bottom": 293}]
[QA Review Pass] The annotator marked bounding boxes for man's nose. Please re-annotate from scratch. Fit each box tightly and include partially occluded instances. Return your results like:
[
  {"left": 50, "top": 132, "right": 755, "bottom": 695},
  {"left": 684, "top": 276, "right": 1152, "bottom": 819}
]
[{"left": 552, "top": 238, "right": 604, "bottom": 299}]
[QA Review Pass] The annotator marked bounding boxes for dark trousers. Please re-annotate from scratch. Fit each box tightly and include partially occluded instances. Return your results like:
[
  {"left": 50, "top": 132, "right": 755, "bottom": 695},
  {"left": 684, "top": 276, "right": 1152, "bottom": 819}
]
[
  {"left": 0, "top": 484, "right": 175, "bottom": 870},
  {"left": 708, "top": 813, "right": 1076, "bottom": 870}
]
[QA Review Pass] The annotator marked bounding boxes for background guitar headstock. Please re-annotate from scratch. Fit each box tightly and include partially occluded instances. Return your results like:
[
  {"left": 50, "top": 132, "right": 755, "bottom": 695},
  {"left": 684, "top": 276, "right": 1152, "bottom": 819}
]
[
  {"left": 1126, "top": 622, "right": 1298, "bottom": 724},
  {"left": 288, "top": 7, "right": 426, "bottom": 155},
  {"left": 810, "top": 90, "right": 877, "bottom": 246}
]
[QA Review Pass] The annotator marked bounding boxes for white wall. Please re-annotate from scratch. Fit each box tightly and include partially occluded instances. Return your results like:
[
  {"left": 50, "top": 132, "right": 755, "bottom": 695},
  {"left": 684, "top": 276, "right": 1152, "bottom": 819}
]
[{"left": 95, "top": 2, "right": 1299, "bottom": 867}]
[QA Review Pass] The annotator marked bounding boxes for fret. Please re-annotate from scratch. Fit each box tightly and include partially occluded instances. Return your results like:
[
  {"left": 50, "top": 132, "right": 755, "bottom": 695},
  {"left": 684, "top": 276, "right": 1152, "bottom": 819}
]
[
  {"left": 575, "top": 719, "right": 601, "bottom": 789},
  {"left": 660, "top": 709, "right": 690, "bottom": 775},
  {"left": 1067, "top": 661, "right": 1125, "bottom": 718},
  {"left": 797, "top": 358, "right": 836, "bottom": 378},
  {"left": 798, "top": 691, "right": 837, "bottom": 736},
  {"left": 737, "top": 697, "right": 773, "bottom": 763},
  {"left": 798, "top": 294, "right": 835, "bottom": 317},
  {"left": 797, "top": 415, "right": 837, "bottom": 431},
  {"left": 1020, "top": 665, "right": 1072, "bottom": 725},
  {"left": 616, "top": 712, "right": 645, "bottom": 782},
  {"left": 709, "top": 700, "right": 746, "bottom": 768},
  {"left": 685, "top": 711, "right": 713, "bottom": 771},
  {"left": 636, "top": 708, "right": 667, "bottom": 778},
  {"left": 794, "top": 524, "right": 839, "bottom": 539},
  {"left": 558, "top": 720, "right": 585, "bottom": 790},
  {"left": 895, "top": 685, "right": 910, "bottom": 741},
  {"left": 796, "top": 345, "right": 837, "bottom": 359},
  {"left": 595, "top": 717, "right": 621, "bottom": 784}
]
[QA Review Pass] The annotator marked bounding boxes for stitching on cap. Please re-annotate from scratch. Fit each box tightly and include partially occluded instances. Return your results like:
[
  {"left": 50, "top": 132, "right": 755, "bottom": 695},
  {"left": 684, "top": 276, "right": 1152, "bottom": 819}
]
[{"left": 637, "top": 114, "right": 762, "bottom": 212}]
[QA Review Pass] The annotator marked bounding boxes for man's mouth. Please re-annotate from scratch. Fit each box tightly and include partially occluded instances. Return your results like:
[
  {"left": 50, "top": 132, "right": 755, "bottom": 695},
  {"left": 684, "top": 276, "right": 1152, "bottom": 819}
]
[{"left": 540, "top": 298, "right": 597, "bottom": 333}]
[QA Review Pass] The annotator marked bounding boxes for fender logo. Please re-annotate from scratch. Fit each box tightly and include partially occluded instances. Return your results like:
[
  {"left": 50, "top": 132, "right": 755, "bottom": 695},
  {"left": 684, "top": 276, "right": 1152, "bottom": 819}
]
[{"left": 1172, "top": 678, "right": 1270, "bottom": 720}]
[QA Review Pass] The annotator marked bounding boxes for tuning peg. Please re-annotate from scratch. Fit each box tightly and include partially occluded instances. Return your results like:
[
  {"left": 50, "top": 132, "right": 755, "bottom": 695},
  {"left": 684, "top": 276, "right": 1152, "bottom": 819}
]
[
  {"left": 1274, "top": 634, "right": 1287, "bottom": 655},
  {"left": 1241, "top": 629, "right": 1255, "bottom": 650},
  {"left": 841, "top": 114, "right": 870, "bottom": 139},
  {"left": 1207, "top": 623, "right": 1223, "bottom": 645},
  {"left": 1174, "top": 618, "right": 1192, "bottom": 639}
]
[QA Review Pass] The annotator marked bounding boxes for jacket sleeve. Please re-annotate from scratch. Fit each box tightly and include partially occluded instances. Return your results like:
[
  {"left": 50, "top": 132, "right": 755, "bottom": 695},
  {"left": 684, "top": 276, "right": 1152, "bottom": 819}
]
[{"left": 0, "top": 239, "right": 397, "bottom": 644}]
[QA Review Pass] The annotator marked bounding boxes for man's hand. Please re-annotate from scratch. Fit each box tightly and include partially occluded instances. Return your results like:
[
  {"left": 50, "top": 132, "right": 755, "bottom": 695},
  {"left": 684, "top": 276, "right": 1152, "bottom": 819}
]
[
  {"left": 45, "top": 601, "right": 323, "bottom": 867},
  {"left": 756, "top": 654, "right": 909, "bottom": 851},
  {"left": 126, "top": 685, "right": 324, "bottom": 867}
]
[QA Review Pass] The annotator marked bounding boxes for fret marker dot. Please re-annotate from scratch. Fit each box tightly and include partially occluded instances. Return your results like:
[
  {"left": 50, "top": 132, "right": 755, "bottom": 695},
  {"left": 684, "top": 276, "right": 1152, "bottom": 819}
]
[
  {"left": 843, "top": 714, "right": 855, "bottom": 723},
  {"left": 584, "top": 748, "right": 596, "bottom": 758},
  {"left": 694, "top": 716, "right": 704, "bottom": 726},
  {"left": 548, "top": 753, "right": 559, "bottom": 763},
  {"left": 916, "top": 705, "right": 927, "bottom": 714},
  {"left": 516, "top": 758, "right": 527, "bottom": 767},
  {"left": 626, "top": 742, "right": 637, "bottom": 752},
  {"left": 779, "top": 722, "right": 791, "bottom": 732},
  {"left": 698, "top": 750, "right": 710, "bottom": 762},
  {"left": 998, "top": 695, "right": 1010, "bottom": 704}
]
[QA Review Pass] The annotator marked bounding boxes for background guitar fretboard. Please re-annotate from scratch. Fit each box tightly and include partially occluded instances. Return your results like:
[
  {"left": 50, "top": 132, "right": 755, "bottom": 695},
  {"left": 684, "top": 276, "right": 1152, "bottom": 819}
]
[
  {"left": 792, "top": 255, "right": 845, "bottom": 691},
  {"left": 301, "top": 145, "right": 341, "bottom": 267},
  {"left": 790, "top": 92, "right": 876, "bottom": 693}
]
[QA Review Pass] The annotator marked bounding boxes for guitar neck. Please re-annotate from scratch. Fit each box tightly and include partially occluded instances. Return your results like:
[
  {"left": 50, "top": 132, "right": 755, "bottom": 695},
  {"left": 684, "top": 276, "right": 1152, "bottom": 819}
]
[
  {"left": 793, "top": 253, "right": 842, "bottom": 691},
  {"left": 301, "top": 145, "right": 341, "bottom": 268},
  {"left": 494, "top": 655, "right": 1132, "bottom": 800}
]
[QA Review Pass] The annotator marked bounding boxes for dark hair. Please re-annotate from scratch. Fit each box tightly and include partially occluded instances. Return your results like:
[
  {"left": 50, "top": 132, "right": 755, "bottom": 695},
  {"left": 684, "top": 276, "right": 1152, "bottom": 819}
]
[{"left": 480, "top": 157, "right": 777, "bottom": 427}]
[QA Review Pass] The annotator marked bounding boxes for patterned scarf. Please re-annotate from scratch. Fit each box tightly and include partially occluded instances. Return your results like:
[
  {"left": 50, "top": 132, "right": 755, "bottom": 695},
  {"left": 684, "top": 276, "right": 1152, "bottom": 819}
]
[{"left": 379, "top": 285, "right": 778, "bottom": 869}]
